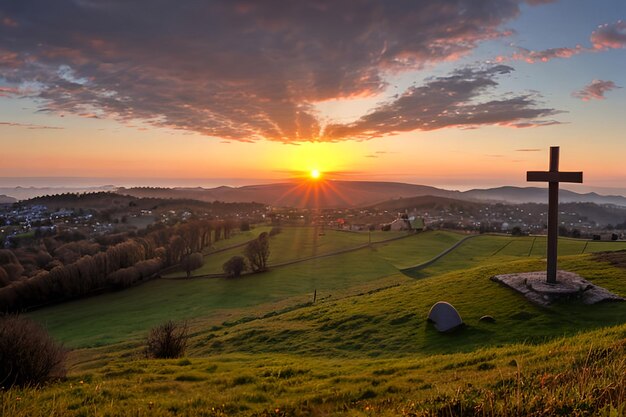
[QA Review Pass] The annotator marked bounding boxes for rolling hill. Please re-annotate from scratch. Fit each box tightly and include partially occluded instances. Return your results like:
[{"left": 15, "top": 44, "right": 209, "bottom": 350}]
[
  {"left": 116, "top": 181, "right": 457, "bottom": 208},
  {"left": 116, "top": 181, "right": 626, "bottom": 208},
  {"left": 9, "top": 229, "right": 626, "bottom": 416},
  {"left": 0, "top": 194, "right": 16, "bottom": 204},
  {"left": 463, "top": 185, "right": 626, "bottom": 206}
]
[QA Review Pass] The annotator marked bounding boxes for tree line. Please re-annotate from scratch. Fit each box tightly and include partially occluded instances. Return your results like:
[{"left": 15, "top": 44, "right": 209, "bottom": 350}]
[{"left": 0, "top": 219, "right": 242, "bottom": 312}]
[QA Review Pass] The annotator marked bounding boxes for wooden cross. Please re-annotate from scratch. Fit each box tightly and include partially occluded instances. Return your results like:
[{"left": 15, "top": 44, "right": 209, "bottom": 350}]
[{"left": 527, "top": 147, "right": 583, "bottom": 284}]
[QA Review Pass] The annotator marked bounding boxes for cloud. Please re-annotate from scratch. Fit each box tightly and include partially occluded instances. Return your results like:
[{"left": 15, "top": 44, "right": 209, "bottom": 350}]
[
  {"left": 364, "top": 154, "right": 378, "bottom": 158},
  {"left": 0, "top": 121, "right": 63, "bottom": 129},
  {"left": 0, "top": 0, "right": 553, "bottom": 143},
  {"left": 497, "top": 20, "right": 625, "bottom": 64},
  {"left": 503, "top": 45, "right": 586, "bottom": 63},
  {"left": 591, "top": 21, "right": 626, "bottom": 49},
  {"left": 572, "top": 80, "right": 621, "bottom": 101},
  {"left": 515, "top": 148, "right": 541, "bottom": 152},
  {"left": 0, "top": 86, "right": 19, "bottom": 97},
  {"left": 322, "top": 65, "right": 560, "bottom": 141}
]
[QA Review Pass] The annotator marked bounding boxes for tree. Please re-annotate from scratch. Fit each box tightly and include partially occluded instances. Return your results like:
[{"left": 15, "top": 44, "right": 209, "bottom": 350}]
[
  {"left": 182, "top": 252, "right": 203, "bottom": 278},
  {"left": 245, "top": 232, "right": 270, "bottom": 272},
  {"left": 223, "top": 256, "right": 246, "bottom": 278},
  {"left": 511, "top": 226, "right": 524, "bottom": 237}
]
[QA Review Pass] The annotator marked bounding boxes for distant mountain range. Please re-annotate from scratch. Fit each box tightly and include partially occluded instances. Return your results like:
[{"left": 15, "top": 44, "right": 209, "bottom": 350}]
[
  {"left": 462, "top": 186, "right": 626, "bottom": 206},
  {"left": 3, "top": 180, "right": 626, "bottom": 208},
  {"left": 116, "top": 181, "right": 626, "bottom": 208},
  {"left": 0, "top": 185, "right": 117, "bottom": 201},
  {"left": 0, "top": 194, "right": 17, "bottom": 204}
]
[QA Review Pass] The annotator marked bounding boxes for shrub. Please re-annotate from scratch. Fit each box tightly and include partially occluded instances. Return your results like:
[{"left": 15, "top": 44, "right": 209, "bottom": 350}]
[
  {"left": 0, "top": 315, "right": 66, "bottom": 387},
  {"left": 240, "top": 221, "right": 251, "bottom": 232},
  {"left": 269, "top": 227, "right": 282, "bottom": 237},
  {"left": 223, "top": 256, "right": 247, "bottom": 278},
  {"left": 145, "top": 320, "right": 189, "bottom": 359}
]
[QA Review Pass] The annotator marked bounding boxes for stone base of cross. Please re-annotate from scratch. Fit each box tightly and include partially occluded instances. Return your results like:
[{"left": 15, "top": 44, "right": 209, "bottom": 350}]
[{"left": 527, "top": 146, "right": 582, "bottom": 284}]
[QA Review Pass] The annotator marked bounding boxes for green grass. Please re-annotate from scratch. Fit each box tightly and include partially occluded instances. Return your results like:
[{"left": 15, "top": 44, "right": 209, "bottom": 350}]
[
  {"left": 409, "top": 234, "right": 626, "bottom": 277},
  {"left": 7, "top": 264, "right": 626, "bottom": 417},
  {"left": 11, "top": 227, "right": 626, "bottom": 415},
  {"left": 372, "top": 230, "right": 465, "bottom": 269},
  {"left": 27, "top": 229, "right": 626, "bottom": 349},
  {"left": 165, "top": 227, "right": 407, "bottom": 277},
  {"left": 28, "top": 248, "right": 406, "bottom": 348},
  {"left": 7, "top": 299, "right": 626, "bottom": 416},
  {"left": 185, "top": 254, "right": 626, "bottom": 358}
]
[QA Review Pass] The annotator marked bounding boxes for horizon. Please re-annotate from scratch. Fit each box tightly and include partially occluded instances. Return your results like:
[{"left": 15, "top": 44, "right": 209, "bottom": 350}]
[{"left": 2, "top": 176, "right": 626, "bottom": 199}]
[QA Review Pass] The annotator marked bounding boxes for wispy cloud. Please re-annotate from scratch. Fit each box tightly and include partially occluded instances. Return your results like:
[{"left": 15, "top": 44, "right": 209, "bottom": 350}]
[
  {"left": 516, "top": 148, "right": 541, "bottom": 152},
  {"left": 497, "top": 21, "right": 626, "bottom": 64},
  {"left": 0, "top": 121, "right": 63, "bottom": 129},
  {"left": 572, "top": 80, "right": 621, "bottom": 101}
]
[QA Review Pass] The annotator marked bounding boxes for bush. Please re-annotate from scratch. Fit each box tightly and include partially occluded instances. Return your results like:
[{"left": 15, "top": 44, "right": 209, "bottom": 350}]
[
  {"left": 269, "top": 227, "right": 282, "bottom": 236},
  {"left": 223, "top": 256, "right": 247, "bottom": 278},
  {"left": 0, "top": 316, "right": 66, "bottom": 387},
  {"left": 145, "top": 320, "right": 189, "bottom": 359},
  {"left": 240, "top": 221, "right": 251, "bottom": 231}
]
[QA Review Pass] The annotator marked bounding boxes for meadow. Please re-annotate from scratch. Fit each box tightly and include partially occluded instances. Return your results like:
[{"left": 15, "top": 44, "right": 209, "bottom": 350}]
[{"left": 9, "top": 227, "right": 626, "bottom": 416}]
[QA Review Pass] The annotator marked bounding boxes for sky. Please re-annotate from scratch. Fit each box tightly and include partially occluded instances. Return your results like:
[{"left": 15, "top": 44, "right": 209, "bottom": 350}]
[{"left": 0, "top": 0, "right": 625, "bottom": 190}]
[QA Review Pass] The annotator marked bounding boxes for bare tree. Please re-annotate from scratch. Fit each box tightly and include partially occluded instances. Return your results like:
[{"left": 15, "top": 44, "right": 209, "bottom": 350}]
[{"left": 244, "top": 232, "right": 270, "bottom": 272}]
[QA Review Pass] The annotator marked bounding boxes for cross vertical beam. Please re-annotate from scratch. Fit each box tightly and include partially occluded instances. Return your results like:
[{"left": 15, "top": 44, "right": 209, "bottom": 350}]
[
  {"left": 546, "top": 147, "right": 559, "bottom": 284},
  {"left": 527, "top": 146, "right": 583, "bottom": 284}
]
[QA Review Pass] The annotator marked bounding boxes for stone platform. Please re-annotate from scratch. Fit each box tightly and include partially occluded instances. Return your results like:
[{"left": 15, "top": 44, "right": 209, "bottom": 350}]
[{"left": 491, "top": 270, "right": 625, "bottom": 307}]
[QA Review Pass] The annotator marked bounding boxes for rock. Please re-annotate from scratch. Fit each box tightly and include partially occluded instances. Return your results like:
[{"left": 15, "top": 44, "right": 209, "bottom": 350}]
[
  {"left": 491, "top": 271, "right": 625, "bottom": 307},
  {"left": 427, "top": 301, "right": 463, "bottom": 332},
  {"left": 479, "top": 315, "right": 496, "bottom": 323}
]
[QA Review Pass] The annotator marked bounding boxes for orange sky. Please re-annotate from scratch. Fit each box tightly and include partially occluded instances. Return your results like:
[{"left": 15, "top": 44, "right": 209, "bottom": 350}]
[
  {"left": 1, "top": 105, "right": 624, "bottom": 190},
  {"left": 1, "top": 1, "right": 625, "bottom": 191}
]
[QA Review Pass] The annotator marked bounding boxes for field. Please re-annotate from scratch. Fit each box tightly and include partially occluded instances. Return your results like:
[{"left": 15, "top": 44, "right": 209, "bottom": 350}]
[{"left": 8, "top": 227, "right": 626, "bottom": 416}]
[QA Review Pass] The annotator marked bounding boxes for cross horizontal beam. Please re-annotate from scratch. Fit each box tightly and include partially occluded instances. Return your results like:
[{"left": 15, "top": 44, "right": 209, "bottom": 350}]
[{"left": 527, "top": 171, "right": 583, "bottom": 183}]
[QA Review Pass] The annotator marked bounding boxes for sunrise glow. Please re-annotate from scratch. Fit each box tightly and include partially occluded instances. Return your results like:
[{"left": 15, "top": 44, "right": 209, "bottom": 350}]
[
  {"left": 0, "top": 1, "right": 624, "bottom": 190},
  {"left": 310, "top": 169, "right": 321, "bottom": 180}
]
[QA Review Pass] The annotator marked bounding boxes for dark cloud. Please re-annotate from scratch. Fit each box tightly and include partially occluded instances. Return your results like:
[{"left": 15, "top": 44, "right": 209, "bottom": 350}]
[
  {"left": 0, "top": 0, "right": 556, "bottom": 143},
  {"left": 572, "top": 80, "right": 621, "bottom": 101},
  {"left": 322, "top": 65, "right": 559, "bottom": 140},
  {"left": 515, "top": 148, "right": 541, "bottom": 152}
]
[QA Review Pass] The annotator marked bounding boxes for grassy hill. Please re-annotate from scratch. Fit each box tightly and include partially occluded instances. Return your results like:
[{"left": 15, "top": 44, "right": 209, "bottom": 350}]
[{"left": 7, "top": 228, "right": 626, "bottom": 416}]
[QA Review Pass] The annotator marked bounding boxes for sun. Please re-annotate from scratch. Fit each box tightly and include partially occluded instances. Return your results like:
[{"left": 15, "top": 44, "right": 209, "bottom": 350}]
[{"left": 310, "top": 169, "right": 321, "bottom": 180}]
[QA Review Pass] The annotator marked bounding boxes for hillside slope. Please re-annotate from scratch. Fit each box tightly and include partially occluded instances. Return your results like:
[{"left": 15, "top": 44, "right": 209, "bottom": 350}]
[{"left": 7, "top": 251, "right": 626, "bottom": 416}]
